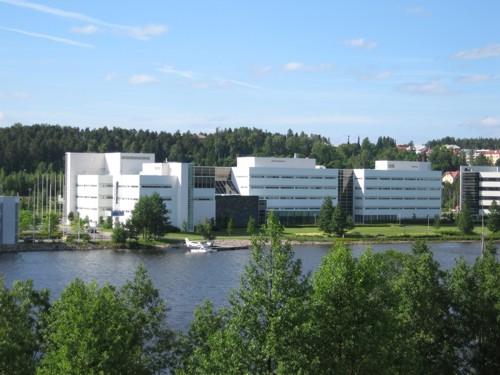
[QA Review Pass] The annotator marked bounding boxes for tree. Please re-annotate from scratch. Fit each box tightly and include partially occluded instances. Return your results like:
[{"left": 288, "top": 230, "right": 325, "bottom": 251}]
[
  {"left": 390, "top": 241, "right": 457, "bottom": 373},
  {"left": 184, "top": 211, "right": 313, "bottom": 373},
  {"left": 246, "top": 216, "right": 256, "bottom": 235},
  {"left": 310, "top": 242, "right": 400, "bottom": 373},
  {"left": 318, "top": 196, "right": 334, "bottom": 235},
  {"left": 332, "top": 204, "right": 347, "bottom": 237},
  {"left": 127, "top": 192, "right": 171, "bottom": 240},
  {"left": 111, "top": 220, "right": 128, "bottom": 244},
  {"left": 433, "top": 214, "right": 441, "bottom": 229},
  {"left": 226, "top": 217, "right": 234, "bottom": 237},
  {"left": 486, "top": 200, "right": 500, "bottom": 234},
  {"left": 38, "top": 279, "right": 144, "bottom": 374},
  {"left": 447, "top": 251, "right": 500, "bottom": 373},
  {"left": 0, "top": 278, "right": 49, "bottom": 374},
  {"left": 119, "top": 264, "right": 177, "bottom": 372},
  {"left": 195, "top": 217, "right": 215, "bottom": 240},
  {"left": 457, "top": 201, "right": 475, "bottom": 235}
]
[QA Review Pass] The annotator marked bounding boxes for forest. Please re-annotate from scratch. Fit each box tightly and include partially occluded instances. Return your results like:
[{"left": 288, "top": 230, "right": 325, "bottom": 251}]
[
  {"left": 1, "top": 123, "right": 498, "bottom": 212},
  {"left": 1, "top": 212, "right": 499, "bottom": 374}
]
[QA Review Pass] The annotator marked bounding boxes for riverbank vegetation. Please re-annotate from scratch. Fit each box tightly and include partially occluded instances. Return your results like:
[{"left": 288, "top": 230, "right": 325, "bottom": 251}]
[{"left": 2, "top": 212, "right": 499, "bottom": 374}]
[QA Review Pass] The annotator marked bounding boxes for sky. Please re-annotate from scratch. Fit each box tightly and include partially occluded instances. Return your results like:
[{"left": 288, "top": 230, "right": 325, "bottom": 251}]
[{"left": 0, "top": 0, "right": 499, "bottom": 145}]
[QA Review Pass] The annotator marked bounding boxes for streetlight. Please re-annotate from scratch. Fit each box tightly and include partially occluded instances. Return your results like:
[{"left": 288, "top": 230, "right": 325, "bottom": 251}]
[{"left": 427, "top": 215, "right": 430, "bottom": 231}]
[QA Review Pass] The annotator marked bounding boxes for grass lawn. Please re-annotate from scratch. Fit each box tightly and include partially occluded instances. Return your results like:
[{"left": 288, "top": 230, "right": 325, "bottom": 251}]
[{"left": 165, "top": 223, "right": 495, "bottom": 244}]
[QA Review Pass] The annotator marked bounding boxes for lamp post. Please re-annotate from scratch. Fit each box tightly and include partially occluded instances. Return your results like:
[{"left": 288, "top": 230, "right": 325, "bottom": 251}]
[{"left": 427, "top": 215, "right": 430, "bottom": 231}]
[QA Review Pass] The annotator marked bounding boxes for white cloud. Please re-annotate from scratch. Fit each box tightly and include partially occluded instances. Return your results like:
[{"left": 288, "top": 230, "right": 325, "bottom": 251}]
[
  {"left": 71, "top": 25, "right": 98, "bottom": 34},
  {"left": 402, "top": 6, "right": 425, "bottom": 14},
  {"left": 356, "top": 71, "right": 391, "bottom": 81},
  {"left": 158, "top": 65, "right": 259, "bottom": 89},
  {"left": 129, "top": 74, "right": 157, "bottom": 84},
  {"left": 105, "top": 72, "right": 116, "bottom": 82},
  {"left": 344, "top": 38, "right": 378, "bottom": 50},
  {"left": 158, "top": 65, "right": 195, "bottom": 79},
  {"left": 251, "top": 65, "right": 273, "bottom": 77},
  {"left": 129, "top": 24, "right": 167, "bottom": 41},
  {"left": 14, "top": 92, "right": 31, "bottom": 99},
  {"left": 398, "top": 81, "right": 454, "bottom": 95},
  {"left": 0, "top": 26, "right": 94, "bottom": 47},
  {"left": 452, "top": 44, "right": 500, "bottom": 60},
  {"left": 283, "top": 62, "right": 333, "bottom": 72},
  {"left": 480, "top": 117, "right": 500, "bottom": 127},
  {"left": 0, "top": 0, "right": 167, "bottom": 40},
  {"left": 0, "top": 111, "right": 5, "bottom": 121},
  {"left": 456, "top": 74, "right": 494, "bottom": 83}
]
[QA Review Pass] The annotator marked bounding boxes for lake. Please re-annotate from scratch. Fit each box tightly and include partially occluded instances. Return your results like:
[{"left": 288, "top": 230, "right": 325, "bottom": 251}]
[{"left": 0, "top": 241, "right": 489, "bottom": 331}]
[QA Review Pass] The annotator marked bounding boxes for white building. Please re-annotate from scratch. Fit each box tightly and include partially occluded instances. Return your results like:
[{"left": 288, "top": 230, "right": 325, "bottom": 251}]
[
  {"left": 460, "top": 165, "right": 500, "bottom": 216},
  {"left": 65, "top": 153, "right": 442, "bottom": 229},
  {"left": 353, "top": 161, "right": 442, "bottom": 223},
  {"left": 65, "top": 153, "right": 210, "bottom": 231},
  {"left": 232, "top": 157, "right": 339, "bottom": 225},
  {"left": 0, "top": 196, "right": 20, "bottom": 244}
]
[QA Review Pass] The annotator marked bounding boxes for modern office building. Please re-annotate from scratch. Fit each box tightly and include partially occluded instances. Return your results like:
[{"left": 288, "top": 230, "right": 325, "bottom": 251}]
[
  {"left": 65, "top": 152, "right": 442, "bottom": 229},
  {"left": 460, "top": 165, "right": 500, "bottom": 216},
  {"left": 0, "top": 196, "right": 20, "bottom": 244},
  {"left": 232, "top": 157, "right": 338, "bottom": 225},
  {"left": 353, "top": 161, "right": 442, "bottom": 223}
]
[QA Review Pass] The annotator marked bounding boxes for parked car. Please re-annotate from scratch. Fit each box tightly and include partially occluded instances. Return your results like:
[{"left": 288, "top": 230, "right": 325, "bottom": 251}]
[{"left": 23, "top": 236, "right": 34, "bottom": 243}]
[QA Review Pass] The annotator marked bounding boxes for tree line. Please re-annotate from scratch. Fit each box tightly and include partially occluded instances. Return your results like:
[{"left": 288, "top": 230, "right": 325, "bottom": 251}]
[{"left": 2, "top": 211, "right": 499, "bottom": 374}]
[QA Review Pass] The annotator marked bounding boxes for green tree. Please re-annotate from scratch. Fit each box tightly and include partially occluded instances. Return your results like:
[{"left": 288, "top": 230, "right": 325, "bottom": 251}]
[
  {"left": 0, "top": 278, "right": 50, "bottom": 375},
  {"left": 246, "top": 216, "right": 257, "bottom": 235},
  {"left": 185, "top": 211, "right": 313, "bottom": 373},
  {"left": 38, "top": 279, "right": 144, "bottom": 374},
  {"left": 390, "top": 241, "right": 457, "bottom": 373},
  {"left": 128, "top": 192, "right": 171, "bottom": 240},
  {"left": 447, "top": 251, "right": 500, "bottom": 373},
  {"left": 119, "top": 264, "right": 177, "bottom": 372},
  {"left": 486, "top": 200, "right": 500, "bottom": 234},
  {"left": 318, "top": 196, "right": 334, "bottom": 235},
  {"left": 433, "top": 214, "right": 441, "bottom": 229},
  {"left": 332, "top": 204, "right": 347, "bottom": 237},
  {"left": 310, "top": 242, "right": 400, "bottom": 373},
  {"left": 457, "top": 201, "right": 475, "bottom": 235},
  {"left": 195, "top": 217, "right": 215, "bottom": 240},
  {"left": 111, "top": 221, "right": 128, "bottom": 245},
  {"left": 226, "top": 217, "right": 234, "bottom": 237}
]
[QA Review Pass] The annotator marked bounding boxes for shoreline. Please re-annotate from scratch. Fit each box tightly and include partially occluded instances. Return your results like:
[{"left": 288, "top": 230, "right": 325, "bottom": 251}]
[{"left": 0, "top": 238, "right": 489, "bottom": 254}]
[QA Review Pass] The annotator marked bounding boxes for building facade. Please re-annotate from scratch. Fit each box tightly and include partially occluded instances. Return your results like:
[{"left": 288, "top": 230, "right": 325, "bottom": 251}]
[
  {"left": 460, "top": 165, "right": 500, "bottom": 216},
  {"left": 0, "top": 196, "right": 20, "bottom": 244},
  {"left": 65, "top": 153, "right": 442, "bottom": 229},
  {"left": 353, "top": 161, "right": 442, "bottom": 223}
]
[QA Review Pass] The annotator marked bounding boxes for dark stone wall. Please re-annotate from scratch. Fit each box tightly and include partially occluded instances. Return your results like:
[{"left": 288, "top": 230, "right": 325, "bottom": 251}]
[{"left": 216, "top": 195, "right": 259, "bottom": 228}]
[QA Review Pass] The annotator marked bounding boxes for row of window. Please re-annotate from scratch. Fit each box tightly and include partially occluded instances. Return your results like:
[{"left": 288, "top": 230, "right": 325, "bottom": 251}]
[
  {"left": 250, "top": 175, "right": 337, "bottom": 180},
  {"left": 358, "top": 197, "right": 440, "bottom": 200},
  {"left": 356, "top": 207, "right": 440, "bottom": 210},
  {"left": 364, "top": 187, "right": 440, "bottom": 191},
  {"left": 263, "top": 196, "right": 332, "bottom": 200},
  {"left": 251, "top": 186, "right": 337, "bottom": 190},
  {"left": 364, "top": 177, "right": 440, "bottom": 181}
]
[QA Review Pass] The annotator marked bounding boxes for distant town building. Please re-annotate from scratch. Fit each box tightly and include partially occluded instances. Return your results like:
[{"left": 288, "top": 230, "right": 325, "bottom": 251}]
[
  {"left": 0, "top": 196, "right": 20, "bottom": 244},
  {"left": 442, "top": 171, "right": 460, "bottom": 184},
  {"left": 65, "top": 153, "right": 442, "bottom": 229}
]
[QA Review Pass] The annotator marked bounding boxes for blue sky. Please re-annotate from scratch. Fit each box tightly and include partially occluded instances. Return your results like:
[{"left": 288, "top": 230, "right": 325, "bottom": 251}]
[{"left": 0, "top": 0, "right": 499, "bottom": 145}]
